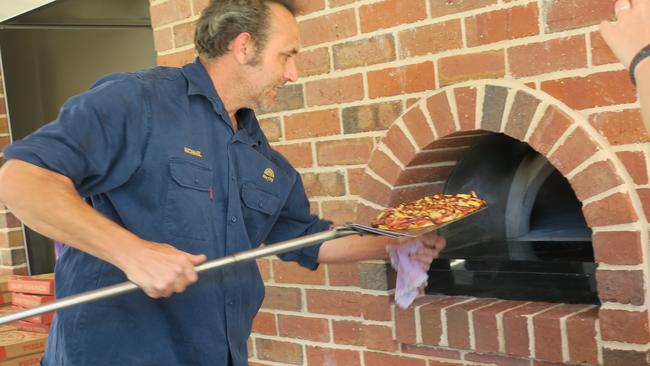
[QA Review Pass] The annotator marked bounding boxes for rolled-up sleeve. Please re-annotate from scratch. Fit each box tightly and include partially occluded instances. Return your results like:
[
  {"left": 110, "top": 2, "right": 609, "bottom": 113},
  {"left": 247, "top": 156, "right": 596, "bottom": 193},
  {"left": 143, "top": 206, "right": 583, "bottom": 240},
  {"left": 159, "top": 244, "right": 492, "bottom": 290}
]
[{"left": 3, "top": 74, "right": 151, "bottom": 197}]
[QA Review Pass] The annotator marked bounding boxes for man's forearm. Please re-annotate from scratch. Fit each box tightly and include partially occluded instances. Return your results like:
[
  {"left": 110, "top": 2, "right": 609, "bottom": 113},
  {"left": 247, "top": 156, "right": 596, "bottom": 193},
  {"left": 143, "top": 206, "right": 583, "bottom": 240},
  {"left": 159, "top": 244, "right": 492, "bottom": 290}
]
[
  {"left": 636, "top": 59, "right": 650, "bottom": 132},
  {"left": 317, "top": 234, "right": 392, "bottom": 264},
  {"left": 0, "top": 160, "right": 140, "bottom": 268}
]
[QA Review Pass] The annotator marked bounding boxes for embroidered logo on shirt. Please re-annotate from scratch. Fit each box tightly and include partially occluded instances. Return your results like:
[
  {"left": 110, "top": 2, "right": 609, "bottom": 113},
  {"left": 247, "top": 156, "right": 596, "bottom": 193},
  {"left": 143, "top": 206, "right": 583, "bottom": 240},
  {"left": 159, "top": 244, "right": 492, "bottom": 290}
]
[
  {"left": 262, "top": 168, "right": 275, "bottom": 182},
  {"left": 183, "top": 146, "right": 203, "bottom": 157}
]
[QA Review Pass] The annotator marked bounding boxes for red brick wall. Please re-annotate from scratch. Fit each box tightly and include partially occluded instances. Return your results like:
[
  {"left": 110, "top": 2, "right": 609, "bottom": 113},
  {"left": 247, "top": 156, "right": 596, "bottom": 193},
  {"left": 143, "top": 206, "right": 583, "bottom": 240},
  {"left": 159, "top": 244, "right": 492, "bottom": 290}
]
[
  {"left": 0, "top": 65, "right": 28, "bottom": 274},
  {"left": 150, "top": 0, "right": 650, "bottom": 365}
]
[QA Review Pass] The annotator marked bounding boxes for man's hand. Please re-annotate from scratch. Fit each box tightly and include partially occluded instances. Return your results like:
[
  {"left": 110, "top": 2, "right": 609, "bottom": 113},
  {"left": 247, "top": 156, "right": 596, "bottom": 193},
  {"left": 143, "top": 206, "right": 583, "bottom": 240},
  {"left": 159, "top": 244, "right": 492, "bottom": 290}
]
[
  {"left": 599, "top": 0, "right": 650, "bottom": 68},
  {"left": 399, "top": 231, "right": 446, "bottom": 272},
  {"left": 117, "top": 241, "right": 207, "bottom": 298}
]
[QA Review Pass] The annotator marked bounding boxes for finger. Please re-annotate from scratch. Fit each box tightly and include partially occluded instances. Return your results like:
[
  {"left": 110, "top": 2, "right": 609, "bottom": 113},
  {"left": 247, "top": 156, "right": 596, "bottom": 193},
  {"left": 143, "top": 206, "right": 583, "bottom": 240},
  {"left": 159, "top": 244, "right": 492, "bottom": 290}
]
[
  {"left": 615, "top": 0, "right": 632, "bottom": 15},
  {"left": 189, "top": 254, "right": 207, "bottom": 266},
  {"left": 184, "top": 261, "right": 199, "bottom": 284}
]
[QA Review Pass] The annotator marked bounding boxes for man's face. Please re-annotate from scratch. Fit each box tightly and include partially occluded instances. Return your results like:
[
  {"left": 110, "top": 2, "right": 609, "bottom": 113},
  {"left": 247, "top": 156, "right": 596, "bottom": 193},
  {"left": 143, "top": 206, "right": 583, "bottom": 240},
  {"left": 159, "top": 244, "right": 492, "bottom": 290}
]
[{"left": 243, "top": 3, "right": 300, "bottom": 111}]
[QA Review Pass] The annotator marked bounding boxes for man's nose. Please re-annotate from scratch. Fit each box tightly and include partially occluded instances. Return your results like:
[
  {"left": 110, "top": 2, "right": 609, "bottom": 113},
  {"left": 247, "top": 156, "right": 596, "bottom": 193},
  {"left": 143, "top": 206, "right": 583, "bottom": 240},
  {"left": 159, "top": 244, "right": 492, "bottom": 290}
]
[{"left": 284, "top": 57, "right": 298, "bottom": 82}]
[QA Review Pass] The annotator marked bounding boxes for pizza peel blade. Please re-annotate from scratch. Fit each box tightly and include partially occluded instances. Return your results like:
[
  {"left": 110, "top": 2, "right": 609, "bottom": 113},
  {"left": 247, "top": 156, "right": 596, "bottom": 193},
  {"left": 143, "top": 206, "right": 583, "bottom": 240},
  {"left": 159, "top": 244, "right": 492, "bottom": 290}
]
[{"left": 346, "top": 205, "right": 487, "bottom": 238}]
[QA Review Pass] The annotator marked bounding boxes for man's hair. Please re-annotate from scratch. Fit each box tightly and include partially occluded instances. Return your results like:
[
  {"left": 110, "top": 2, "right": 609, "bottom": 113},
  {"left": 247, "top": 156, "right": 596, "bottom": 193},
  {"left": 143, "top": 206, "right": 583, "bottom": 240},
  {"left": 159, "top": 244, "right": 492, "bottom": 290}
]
[{"left": 194, "top": 0, "right": 296, "bottom": 60}]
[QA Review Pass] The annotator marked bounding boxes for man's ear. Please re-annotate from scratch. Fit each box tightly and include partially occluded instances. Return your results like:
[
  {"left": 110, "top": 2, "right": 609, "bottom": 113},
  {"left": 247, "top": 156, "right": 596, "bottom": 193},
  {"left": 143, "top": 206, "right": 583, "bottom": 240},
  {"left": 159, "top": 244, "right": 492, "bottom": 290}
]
[{"left": 230, "top": 32, "right": 257, "bottom": 65}]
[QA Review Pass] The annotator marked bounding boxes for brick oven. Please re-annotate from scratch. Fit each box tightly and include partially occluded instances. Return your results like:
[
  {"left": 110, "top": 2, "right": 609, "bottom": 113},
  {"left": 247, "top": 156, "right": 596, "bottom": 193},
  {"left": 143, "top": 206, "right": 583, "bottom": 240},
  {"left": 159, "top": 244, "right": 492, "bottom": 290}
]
[{"left": 0, "top": 0, "right": 647, "bottom": 365}]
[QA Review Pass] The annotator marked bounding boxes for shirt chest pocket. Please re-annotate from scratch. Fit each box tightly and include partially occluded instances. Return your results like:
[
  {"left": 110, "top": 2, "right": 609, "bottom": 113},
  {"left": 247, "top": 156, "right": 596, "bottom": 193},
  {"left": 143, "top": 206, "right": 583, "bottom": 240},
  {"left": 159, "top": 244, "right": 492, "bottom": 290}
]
[
  {"left": 164, "top": 159, "right": 213, "bottom": 242},
  {"left": 240, "top": 182, "right": 282, "bottom": 244}
]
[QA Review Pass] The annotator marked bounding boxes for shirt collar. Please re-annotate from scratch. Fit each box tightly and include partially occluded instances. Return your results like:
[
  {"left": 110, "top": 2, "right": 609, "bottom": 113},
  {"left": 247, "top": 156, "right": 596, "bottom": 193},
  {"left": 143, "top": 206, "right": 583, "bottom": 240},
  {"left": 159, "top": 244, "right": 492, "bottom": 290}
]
[
  {"left": 181, "top": 57, "right": 228, "bottom": 116},
  {"left": 233, "top": 109, "right": 264, "bottom": 147}
]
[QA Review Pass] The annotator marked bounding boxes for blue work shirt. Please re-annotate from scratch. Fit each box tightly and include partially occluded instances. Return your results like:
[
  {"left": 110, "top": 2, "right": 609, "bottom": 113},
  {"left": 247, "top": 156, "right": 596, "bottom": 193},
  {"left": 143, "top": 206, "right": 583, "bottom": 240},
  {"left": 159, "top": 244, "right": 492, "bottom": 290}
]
[{"left": 4, "top": 58, "right": 331, "bottom": 366}]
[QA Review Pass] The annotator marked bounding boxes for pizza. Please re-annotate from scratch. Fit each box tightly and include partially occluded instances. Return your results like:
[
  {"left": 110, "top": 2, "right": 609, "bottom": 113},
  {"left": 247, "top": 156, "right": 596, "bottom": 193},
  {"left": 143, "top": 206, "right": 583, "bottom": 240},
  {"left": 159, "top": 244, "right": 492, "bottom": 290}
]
[{"left": 370, "top": 192, "right": 486, "bottom": 231}]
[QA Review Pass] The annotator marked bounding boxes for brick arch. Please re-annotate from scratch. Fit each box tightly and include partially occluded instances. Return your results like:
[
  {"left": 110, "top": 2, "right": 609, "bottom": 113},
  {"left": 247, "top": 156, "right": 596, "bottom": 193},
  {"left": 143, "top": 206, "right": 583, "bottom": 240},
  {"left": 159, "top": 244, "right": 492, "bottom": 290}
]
[{"left": 355, "top": 80, "right": 649, "bottom": 320}]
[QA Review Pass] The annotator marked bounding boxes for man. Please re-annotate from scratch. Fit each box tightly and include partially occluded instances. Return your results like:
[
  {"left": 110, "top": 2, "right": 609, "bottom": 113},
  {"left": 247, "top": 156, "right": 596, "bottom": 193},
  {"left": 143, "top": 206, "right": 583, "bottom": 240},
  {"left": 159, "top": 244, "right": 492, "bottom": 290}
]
[
  {"left": 600, "top": 0, "right": 650, "bottom": 131},
  {"left": 0, "top": 0, "right": 444, "bottom": 365}
]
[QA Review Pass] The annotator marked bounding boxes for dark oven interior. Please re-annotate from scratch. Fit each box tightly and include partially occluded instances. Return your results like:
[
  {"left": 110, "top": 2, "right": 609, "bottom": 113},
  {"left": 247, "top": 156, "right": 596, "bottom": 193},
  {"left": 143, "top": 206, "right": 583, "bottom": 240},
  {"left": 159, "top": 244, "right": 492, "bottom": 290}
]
[{"left": 426, "top": 133, "right": 598, "bottom": 304}]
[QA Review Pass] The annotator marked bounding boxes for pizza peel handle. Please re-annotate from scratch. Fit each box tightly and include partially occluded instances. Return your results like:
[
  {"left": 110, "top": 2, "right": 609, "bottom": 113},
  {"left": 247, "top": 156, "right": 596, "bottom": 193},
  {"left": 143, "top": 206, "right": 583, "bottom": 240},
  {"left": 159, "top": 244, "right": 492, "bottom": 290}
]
[{"left": 0, "top": 226, "right": 360, "bottom": 326}]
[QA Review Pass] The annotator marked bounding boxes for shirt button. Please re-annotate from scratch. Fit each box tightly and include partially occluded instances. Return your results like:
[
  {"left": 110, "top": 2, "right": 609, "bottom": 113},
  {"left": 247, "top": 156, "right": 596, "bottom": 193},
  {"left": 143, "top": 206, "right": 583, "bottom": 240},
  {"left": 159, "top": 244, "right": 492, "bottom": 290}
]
[
  {"left": 230, "top": 216, "right": 237, "bottom": 223},
  {"left": 194, "top": 178, "right": 199, "bottom": 184},
  {"left": 227, "top": 301, "right": 234, "bottom": 306},
  {"left": 258, "top": 202, "right": 264, "bottom": 208}
]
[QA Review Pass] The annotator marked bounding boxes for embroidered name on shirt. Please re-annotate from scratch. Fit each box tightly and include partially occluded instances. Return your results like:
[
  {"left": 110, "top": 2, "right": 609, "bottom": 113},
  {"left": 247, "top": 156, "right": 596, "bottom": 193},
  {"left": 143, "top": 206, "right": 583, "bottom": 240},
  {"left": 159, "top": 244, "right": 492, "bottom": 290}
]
[
  {"left": 183, "top": 146, "right": 203, "bottom": 157},
  {"left": 263, "top": 168, "right": 275, "bottom": 182}
]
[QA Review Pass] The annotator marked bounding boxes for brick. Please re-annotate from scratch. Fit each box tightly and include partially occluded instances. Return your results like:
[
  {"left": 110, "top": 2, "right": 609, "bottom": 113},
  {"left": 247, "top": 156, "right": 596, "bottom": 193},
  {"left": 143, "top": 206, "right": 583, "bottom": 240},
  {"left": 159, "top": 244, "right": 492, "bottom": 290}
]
[
  {"left": 367, "top": 149, "right": 402, "bottom": 186},
  {"left": 0, "top": 248, "right": 25, "bottom": 266},
  {"left": 409, "top": 147, "right": 466, "bottom": 167},
  {"left": 480, "top": 85, "right": 509, "bottom": 132},
  {"left": 261, "top": 84, "right": 304, "bottom": 114},
  {"left": 0, "top": 116, "right": 9, "bottom": 135},
  {"left": 591, "top": 31, "right": 618, "bottom": 66},
  {"left": 252, "top": 311, "right": 276, "bottom": 336},
  {"left": 285, "top": 109, "right": 340, "bottom": 140},
  {"left": 274, "top": 142, "right": 312, "bottom": 168},
  {"left": 534, "top": 304, "right": 591, "bottom": 362},
  {"left": 398, "top": 20, "right": 463, "bottom": 58},
  {"left": 384, "top": 126, "right": 417, "bottom": 165},
  {"left": 328, "top": 263, "right": 360, "bottom": 287},
  {"left": 364, "top": 352, "right": 426, "bottom": 366},
  {"left": 332, "top": 320, "right": 364, "bottom": 345},
  {"left": 329, "top": 0, "right": 355, "bottom": 6},
  {"left": 342, "top": 101, "right": 402, "bottom": 134},
  {"left": 261, "top": 286, "right": 302, "bottom": 311},
  {"left": 545, "top": 0, "right": 616, "bottom": 32},
  {"left": 298, "top": 9, "right": 356, "bottom": 47},
  {"left": 583, "top": 192, "right": 637, "bottom": 227},
  {"left": 294, "top": 0, "right": 325, "bottom": 15},
  {"left": 368, "top": 62, "right": 436, "bottom": 99},
  {"left": 296, "top": 47, "right": 330, "bottom": 78},
  {"left": 602, "top": 348, "right": 650, "bottom": 366},
  {"left": 420, "top": 296, "right": 471, "bottom": 346},
  {"left": 509, "top": 36, "right": 587, "bottom": 77},
  {"left": 306, "top": 289, "right": 360, "bottom": 316},
  {"left": 447, "top": 298, "right": 499, "bottom": 350},
  {"left": 402, "top": 107, "right": 434, "bottom": 150},
  {"left": 255, "top": 338, "right": 303, "bottom": 364},
  {"left": 192, "top": 0, "right": 209, "bottom": 15},
  {"left": 590, "top": 109, "right": 650, "bottom": 145},
  {"left": 157, "top": 48, "right": 196, "bottom": 67},
  {"left": 597, "top": 270, "right": 645, "bottom": 305},
  {"left": 569, "top": 160, "right": 624, "bottom": 201},
  {"left": 361, "top": 294, "right": 392, "bottom": 321},
  {"left": 600, "top": 309, "right": 650, "bottom": 344},
  {"left": 278, "top": 314, "right": 329, "bottom": 342},
  {"left": 464, "top": 353, "right": 530, "bottom": 366},
  {"left": 503, "top": 302, "right": 557, "bottom": 357},
  {"left": 566, "top": 308, "right": 598, "bottom": 365},
  {"left": 548, "top": 128, "right": 599, "bottom": 175},
  {"left": 358, "top": 262, "right": 395, "bottom": 291},
  {"left": 363, "top": 324, "right": 397, "bottom": 351},
  {"left": 618, "top": 151, "right": 648, "bottom": 185},
  {"left": 150, "top": 0, "right": 192, "bottom": 28},
  {"left": 359, "top": 0, "right": 427, "bottom": 33},
  {"left": 401, "top": 344, "right": 461, "bottom": 360},
  {"left": 309, "top": 185, "right": 339, "bottom": 207},
  {"left": 305, "top": 74, "right": 364, "bottom": 106},
  {"left": 466, "top": 4, "right": 538, "bottom": 47},
  {"left": 0, "top": 231, "right": 24, "bottom": 248},
  {"left": 173, "top": 20, "right": 197, "bottom": 47},
  {"left": 153, "top": 27, "right": 173, "bottom": 52},
  {"left": 439, "top": 50, "right": 505, "bottom": 87},
  {"left": 333, "top": 35, "right": 396, "bottom": 70},
  {"left": 388, "top": 183, "right": 445, "bottom": 207},
  {"left": 593, "top": 231, "right": 642, "bottom": 265},
  {"left": 322, "top": 200, "right": 357, "bottom": 225},
  {"left": 528, "top": 106, "right": 573, "bottom": 155},
  {"left": 541, "top": 70, "right": 636, "bottom": 110},
  {"left": 454, "top": 87, "right": 478, "bottom": 131},
  {"left": 347, "top": 168, "right": 365, "bottom": 195},
  {"left": 359, "top": 175, "right": 392, "bottom": 207},
  {"left": 0, "top": 212, "right": 20, "bottom": 229},
  {"left": 273, "top": 259, "right": 326, "bottom": 285},
  {"left": 638, "top": 189, "right": 650, "bottom": 223},
  {"left": 429, "top": 0, "right": 498, "bottom": 17},
  {"left": 317, "top": 137, "right": 374, "bottom": 166},
  {"left": 426, "top": 92, "right": 456, "bottom": 137},
  {"left": 306, "top": 346, "right": 361, "bottom": 366},
  {"left": 396, "top": 165, "right": 454, "bottom": 186},
  {"left": 255, "top": 118, "right": 280, "bottom": 143},
  {"left": 257, "top": 258, "right": 271, "bottom": 282},
  {"left": 473, "top": 301, "right": 526, "bottom": 353},
  {"left": 395, "top": 305, "right": 418, "bottom": 344},
  {"left": 504, "top": 91, "right": 541, "bottom": 140}
]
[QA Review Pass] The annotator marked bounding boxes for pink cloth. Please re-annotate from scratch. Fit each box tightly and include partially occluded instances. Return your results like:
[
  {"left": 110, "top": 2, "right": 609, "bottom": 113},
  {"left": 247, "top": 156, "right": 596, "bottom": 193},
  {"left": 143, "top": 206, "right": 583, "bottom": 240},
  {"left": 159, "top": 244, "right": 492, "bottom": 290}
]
[{"left": 387, "top": 240, "right": 429, "bottom": 309}]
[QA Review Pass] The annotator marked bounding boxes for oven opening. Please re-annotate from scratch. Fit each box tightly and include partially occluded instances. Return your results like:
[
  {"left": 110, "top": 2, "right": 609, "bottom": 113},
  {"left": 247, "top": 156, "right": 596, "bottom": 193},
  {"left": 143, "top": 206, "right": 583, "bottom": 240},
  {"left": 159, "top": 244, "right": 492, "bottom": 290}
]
[{"left": 426, "top": 133, "right": 598, "bottom": 304}]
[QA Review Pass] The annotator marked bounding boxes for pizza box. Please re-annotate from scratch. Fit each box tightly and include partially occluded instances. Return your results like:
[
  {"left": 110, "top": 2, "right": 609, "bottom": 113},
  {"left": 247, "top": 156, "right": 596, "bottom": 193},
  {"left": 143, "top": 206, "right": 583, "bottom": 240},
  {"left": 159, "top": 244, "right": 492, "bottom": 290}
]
[
  {"left": 0, "top": 294, "right": 11, "bottom": 306},
  {"left": 7, "top": 276, "right": 54, "bottom": 296},
  {"left": 0, "top": 352, "right": 43, "bottom": 366},
  {"left": 14, "top": 321, "right": 49, "bottom": 335},
  {"left": 11, "top": 294, "right": 54, "bottom": 309},
  {"left": 0, "top": 331, "right": 47, "bottom": 361}
]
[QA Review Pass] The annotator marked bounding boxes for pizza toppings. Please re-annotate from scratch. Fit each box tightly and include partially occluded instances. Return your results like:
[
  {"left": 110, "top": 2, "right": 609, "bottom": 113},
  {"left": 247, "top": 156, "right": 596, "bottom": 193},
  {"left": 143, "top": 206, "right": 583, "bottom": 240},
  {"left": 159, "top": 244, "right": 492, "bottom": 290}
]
[{"left": 370, "top": 192, "right": 486, "bottom": 231}]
